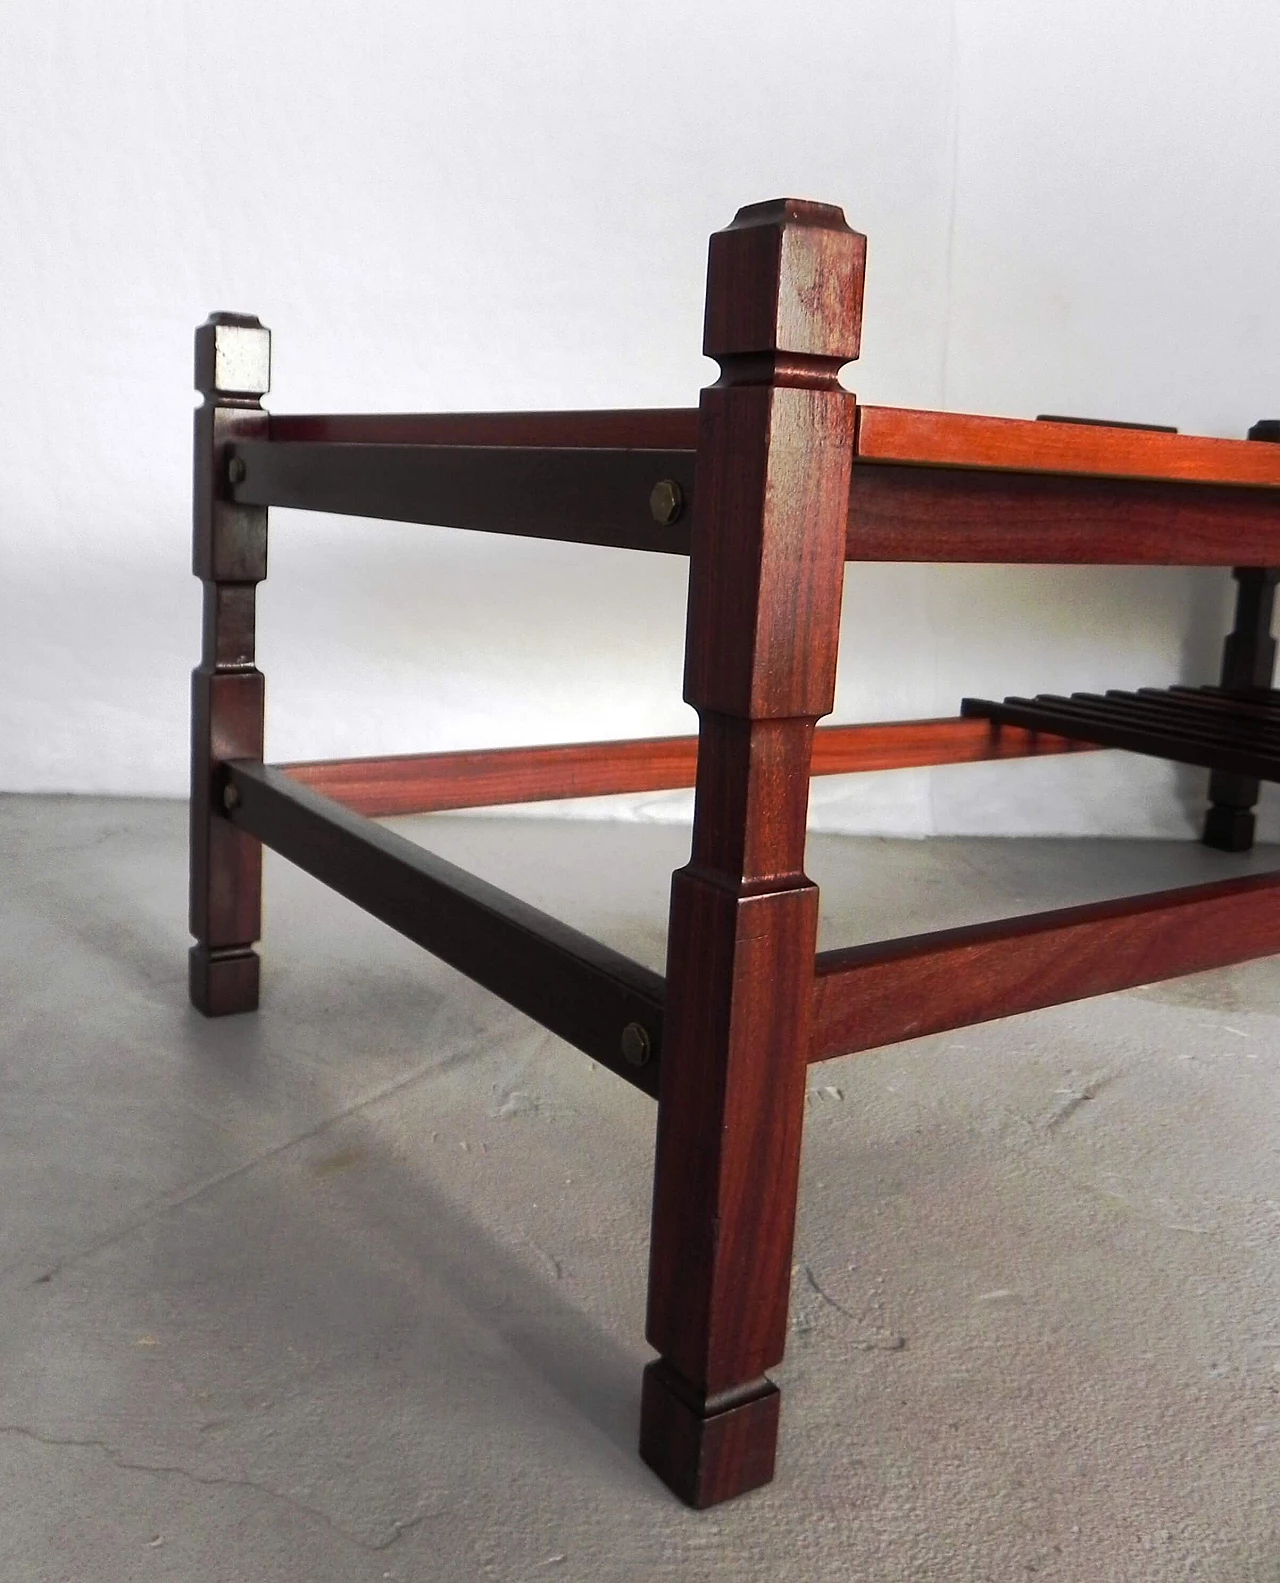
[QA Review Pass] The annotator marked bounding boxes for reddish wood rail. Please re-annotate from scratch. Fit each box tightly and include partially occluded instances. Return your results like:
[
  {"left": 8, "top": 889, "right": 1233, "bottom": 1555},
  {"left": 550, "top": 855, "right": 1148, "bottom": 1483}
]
[
  {"left": 811, "top": 870, "right": 1280, "bottom": 1062},
  {"left": 846, "top": 465, "right": 1280, "bottom": 564},
  {"left": 278, "top": 717, "right": 1093, "bottom": 818},
  {"left": 855, "top": 405, "right": 1280, "bottom": 488}
]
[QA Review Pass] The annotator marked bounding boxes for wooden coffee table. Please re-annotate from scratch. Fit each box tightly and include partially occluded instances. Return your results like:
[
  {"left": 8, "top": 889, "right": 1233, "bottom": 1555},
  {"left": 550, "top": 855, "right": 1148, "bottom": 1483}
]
[{"left": 188, "top": 198, "right": 1280, "bottom": 1507}]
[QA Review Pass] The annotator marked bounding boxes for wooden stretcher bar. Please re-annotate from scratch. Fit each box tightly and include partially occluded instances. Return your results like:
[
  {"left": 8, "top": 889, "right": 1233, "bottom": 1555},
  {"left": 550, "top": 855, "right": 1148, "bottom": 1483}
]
[
  {"left": 227, "top": 440, "right": 696, "bottom": 555},
  {"left": 223, "top": 760, "right": 664, "bottom": 1096},
  {"left": 277, "top": 717, "right": 1093, "bottom": 818},
  {"left": 810, "top": 870, "right": 1280, "bottom": 1062}
]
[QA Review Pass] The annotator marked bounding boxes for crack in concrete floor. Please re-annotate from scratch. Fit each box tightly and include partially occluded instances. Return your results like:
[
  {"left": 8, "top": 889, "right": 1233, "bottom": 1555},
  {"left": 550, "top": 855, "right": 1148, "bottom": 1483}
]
[
  {"left": 0, "top": 1422, "right": 433, "bottom": 1555},
  {"left": 4, "top": 1029, "right": 499, "bottom": 1292}
]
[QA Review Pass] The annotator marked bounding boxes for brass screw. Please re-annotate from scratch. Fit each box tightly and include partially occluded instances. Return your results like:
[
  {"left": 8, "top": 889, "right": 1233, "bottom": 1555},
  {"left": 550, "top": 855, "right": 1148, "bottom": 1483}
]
[
  {"left": 226, "top": 455, "right": 247, "bottom": 486},
  {"left": 620, "top": 1022, "right": 652, "bottom": 1068},
  {"left": 649, "top": 478, "right": 683, "bottom": 526},
  {"left": 222, "top": 782, "right": 240, "bottom": 813}
]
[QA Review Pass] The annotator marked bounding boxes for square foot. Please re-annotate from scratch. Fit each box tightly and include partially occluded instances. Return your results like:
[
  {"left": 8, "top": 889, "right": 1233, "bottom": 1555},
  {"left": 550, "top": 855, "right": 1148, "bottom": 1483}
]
[
  {"left": 1203, "top": 805, "right": 1255, "bottom": 853},
  {"left": 639, "top": 1360, "right": 780, "bottom": 1508},
  {"left": 189, "top": 944, "right": 260, "bottom": 1017}
]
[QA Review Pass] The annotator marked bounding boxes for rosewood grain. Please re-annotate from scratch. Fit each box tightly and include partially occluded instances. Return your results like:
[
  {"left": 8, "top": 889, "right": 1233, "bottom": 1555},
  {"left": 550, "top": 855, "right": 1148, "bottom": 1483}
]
[
  {"left": 189, "top": 313, "right": 270, "bottom": 1016},
  {"left": 224, "top": 762, "right": 664, "bottom": 1095},
  {"left": 277, "top": 718, "right": 1093, "bottom": 818},
  {"left": 846, "top": 463, "right": 1280, "bottom": 564},
  {"left": 641, "top": 198, "right": 865, "bottom": 1508},
  {"left": 810, "top": 869, "right": 1280, "bottom": 1062}
]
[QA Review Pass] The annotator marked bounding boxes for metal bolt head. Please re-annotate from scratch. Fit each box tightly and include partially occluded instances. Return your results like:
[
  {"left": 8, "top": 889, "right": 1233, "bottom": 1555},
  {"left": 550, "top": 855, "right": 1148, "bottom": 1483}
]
[
  {"left": 226, "top": 455, "right": 247, "bottom": 487},
  {"left": 620, "top": 1022, "right": 652, "bottom": 1068},
  {"left": 649, "top": 478, "right": 684, "bottom": 526},
  {"left": 221, "top": 782, "right": 240, "bottom": 813}
]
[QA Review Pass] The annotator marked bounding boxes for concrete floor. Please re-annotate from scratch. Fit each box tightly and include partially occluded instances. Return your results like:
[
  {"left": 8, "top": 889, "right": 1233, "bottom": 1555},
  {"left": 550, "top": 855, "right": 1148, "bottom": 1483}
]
[{"left": 1, "top": 794, "right": 1278, "bottom": 1582}]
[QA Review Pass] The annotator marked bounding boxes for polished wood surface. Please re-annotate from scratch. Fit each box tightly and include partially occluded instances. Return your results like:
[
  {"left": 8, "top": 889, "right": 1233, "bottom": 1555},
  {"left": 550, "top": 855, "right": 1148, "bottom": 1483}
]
[
  {"left": 641, "top": 198, "right": 865, "bottom": 1508},
  {"left": 189, "top": 313, "right": 270, "bottom": 1016},
  {"left": 225, "top": 762, "right": 663, "bottom": 1096},
  {"left": 846, "top": 463, "right": 1280, "bottom": 564},
  {"left": 811, "top": 869, "right": 1280, "bottom": 1062},
  {"left": 279, "top": 717, "right": 1092, "bottom": 818},
  {"left": 856, "top": 405, "right": 1280, "bottom": 489}
]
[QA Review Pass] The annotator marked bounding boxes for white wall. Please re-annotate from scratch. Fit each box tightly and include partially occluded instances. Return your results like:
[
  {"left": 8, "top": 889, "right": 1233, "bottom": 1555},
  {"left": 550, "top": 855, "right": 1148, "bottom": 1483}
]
[{"left": 3, "top": 0, "right": 1279, "bottom": 836}]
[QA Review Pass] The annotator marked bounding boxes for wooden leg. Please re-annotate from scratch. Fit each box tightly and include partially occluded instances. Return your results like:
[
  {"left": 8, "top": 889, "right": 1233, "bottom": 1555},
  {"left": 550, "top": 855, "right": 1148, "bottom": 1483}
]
[
  {"left": 1202, "top": 552, "right": 1278, "bottom": 852},
  {"left": 189, "top": 313, "right": 271, "bottom": 1016},
  {"left": 641, "top": 200, "right": 866, "bottom": 1507}
]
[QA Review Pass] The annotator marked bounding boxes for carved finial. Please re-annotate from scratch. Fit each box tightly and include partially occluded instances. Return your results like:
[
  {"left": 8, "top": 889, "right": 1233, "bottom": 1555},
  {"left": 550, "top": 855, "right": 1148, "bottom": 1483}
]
[
  {"left": 194, "top": 312, "right": 271, "bottom": 401},
  {"left": 702, "top": 199, "right": 866, "bottom": 384}
]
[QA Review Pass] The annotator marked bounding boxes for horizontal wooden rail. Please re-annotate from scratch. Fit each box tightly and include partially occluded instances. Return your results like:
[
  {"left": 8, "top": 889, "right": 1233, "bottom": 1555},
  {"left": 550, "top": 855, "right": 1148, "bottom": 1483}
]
[
  {"left": 267, "top": 406, "right": 1276, "bottom": 487},
  {"left": 856, "top": 406, "right": 1280, "bottom": 489},
  {"left": 227, "top": 442, "right": 695, "bottom": 554},
  {"left": 846, "top": 463, "right": 1280, "bottom": 564},
  {"left": 243, "top": 409, "right": 1280, "bottom": 566},
  {"left": 810, "top": 868, "right": 1280, "bottom": 1062},
  {"left": 270, "top": 409, "right": 700, "bottom": 449},
  {"left": 278, "top": 717, "right": 1095, "bottom": 818},
  {"left": 223, "top": 761, "right": 664, "bottom": 1095}
]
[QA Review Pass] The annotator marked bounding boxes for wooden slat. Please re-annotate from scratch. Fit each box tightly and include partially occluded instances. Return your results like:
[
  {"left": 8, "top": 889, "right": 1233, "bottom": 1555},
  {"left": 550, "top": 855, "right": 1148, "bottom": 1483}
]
[
  {"left": 230, "top": 441, "right": 695, "bottom": 554},
  {"left": 962, "top": 691, "right": 1280, "bottom": 781},
  {"left": 846, "top": 463, "right": 1280, "bottom": 564},
  {"left": 224, "top": 761, "right": 664, "bottom": 1095},
  {"left": 810, "top": 869, "right": 1280, "bottom": 1062},
  {"left": 278, "top": 717, "right": 1095, "bottom": 818},
  {"left": 270, "top": 409, "right": 699, "bottom": 449},
  {"left": 1171, "top": 684, "right": 1280, "bottom": 718},
  {"left": 1121, "top": 689, "right": 1280, "bottom": 744},
  {"left": 1035, "top": 690, "right": 1280, "bottom": 750},
  {"left": 856, "top": 405, "right": 1280, "bottom": 489}
]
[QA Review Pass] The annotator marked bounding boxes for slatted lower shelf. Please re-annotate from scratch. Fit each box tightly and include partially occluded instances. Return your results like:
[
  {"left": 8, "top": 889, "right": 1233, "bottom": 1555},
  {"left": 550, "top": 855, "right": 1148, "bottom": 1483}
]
[{"left": 961, "top": 685, "right": 1280, "bottom": 781}]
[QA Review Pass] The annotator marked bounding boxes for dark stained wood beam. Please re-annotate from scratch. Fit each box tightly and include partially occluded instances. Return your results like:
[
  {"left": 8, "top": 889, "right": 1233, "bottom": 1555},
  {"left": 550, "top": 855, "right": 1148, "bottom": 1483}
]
[
  {"left": 270, "top": 408, "right": 699, "bottom": 449},
  {"left": 228, "top": 441, "right": 696, "bottom": 555},
  {"left": 223, "top": 761, "right": 664, "bottom": 1096}
]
